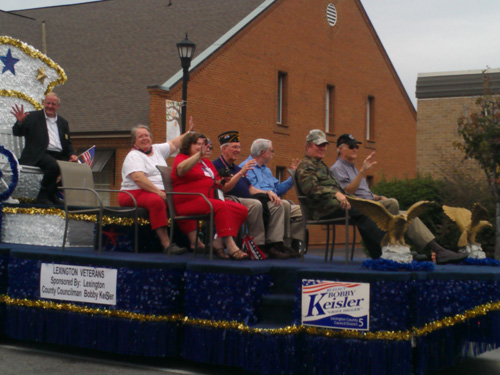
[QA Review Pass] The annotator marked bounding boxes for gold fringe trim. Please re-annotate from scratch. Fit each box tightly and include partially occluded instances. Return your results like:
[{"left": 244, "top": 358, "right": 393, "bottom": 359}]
[
  {"left": 0, "top": 296, "right": 181, "bottom": 323},
  {"left": 2, "top": 206, "right": 150, "bottom": 226},
  {"left": 2, "top": 295, "right": 499, "bottom": 341}
]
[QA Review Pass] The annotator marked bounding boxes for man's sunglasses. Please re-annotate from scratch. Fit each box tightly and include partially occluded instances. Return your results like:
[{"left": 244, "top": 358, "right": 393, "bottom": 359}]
[{"left": 349, "top": 144, "right": 359, "bottom": 150}]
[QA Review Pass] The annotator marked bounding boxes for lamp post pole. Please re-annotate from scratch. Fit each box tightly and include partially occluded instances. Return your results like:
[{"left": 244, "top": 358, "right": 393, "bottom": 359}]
[
  {"left": 177, "top": 34, "right": 196, "bottom": 134},
  {"left": 180, "top": 64, "right": 189, "bottom": 134}
]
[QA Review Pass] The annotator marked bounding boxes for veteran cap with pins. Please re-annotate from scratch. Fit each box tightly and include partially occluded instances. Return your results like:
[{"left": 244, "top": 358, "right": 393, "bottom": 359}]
[{"left": 218, "top": 130, "right": 240, "bottom": 145}]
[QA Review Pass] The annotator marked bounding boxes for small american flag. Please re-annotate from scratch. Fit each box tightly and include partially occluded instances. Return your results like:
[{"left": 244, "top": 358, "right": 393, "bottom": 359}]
[{"left": 79, "top": 145, "right": 95, "bottom": 166}]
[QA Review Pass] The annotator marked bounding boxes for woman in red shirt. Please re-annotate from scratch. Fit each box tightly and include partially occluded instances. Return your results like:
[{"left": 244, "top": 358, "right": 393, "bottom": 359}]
[{"left": 171, "top": 132, "right": 248, "bottom": 260}]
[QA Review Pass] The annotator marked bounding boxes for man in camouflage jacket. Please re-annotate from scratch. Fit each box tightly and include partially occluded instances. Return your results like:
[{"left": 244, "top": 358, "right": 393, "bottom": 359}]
[{"left": 296, "top": 129, "right": 384, "bottom": 258}]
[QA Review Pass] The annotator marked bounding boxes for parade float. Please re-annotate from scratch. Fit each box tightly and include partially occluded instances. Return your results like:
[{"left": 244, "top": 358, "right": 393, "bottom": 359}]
[{"left": 1, "top": 36, "right": 500, "bottom": 375}]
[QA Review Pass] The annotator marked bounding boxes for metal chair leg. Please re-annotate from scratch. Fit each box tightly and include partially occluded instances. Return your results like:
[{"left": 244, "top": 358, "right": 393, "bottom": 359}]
[
  {"left": 300, "top": 228, "right": 308, "bottom": 263},
  {"left": 97, "top": 214, "right": 103, "bottom": 254},
  {"left": 134, "top": 211, "right": 139, "bottom": 253},
  {"left": 167, "top": 221, "right": 175, "bottom": 256},
  {"left": 324, "top": 224, "right": 330, "bottom": 261},
  {"left": 344, "top": 216, "right": 349, "bottom": 265},
  {"left": 208, "top": 216, "right": 214, "bottom": 261},
  {"left": 350, "top": 225, "right": 357, "bottom": 261},
  {"left": 62, "top": 214, "right": 70, "bottom": 251},
  {"left": 330, "top": 224, "right": 336, "bottom": 261},
  {"left": 193, "top": 224, "right": 200, "bottom": 257}
]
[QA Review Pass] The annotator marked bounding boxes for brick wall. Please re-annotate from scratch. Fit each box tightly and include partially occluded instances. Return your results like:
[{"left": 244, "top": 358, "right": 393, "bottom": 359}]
[{"left": 416, "top": 96, "right": 483, "bottom": 180}]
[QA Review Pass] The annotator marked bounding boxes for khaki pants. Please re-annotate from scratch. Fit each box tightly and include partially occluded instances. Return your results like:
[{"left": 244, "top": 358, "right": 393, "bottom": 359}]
[
  {"left": 226, "top": 196, "right": 285, "bottom": 246},
  {"left": 282, "top": 200, "right": 305, "bottom": 244}
]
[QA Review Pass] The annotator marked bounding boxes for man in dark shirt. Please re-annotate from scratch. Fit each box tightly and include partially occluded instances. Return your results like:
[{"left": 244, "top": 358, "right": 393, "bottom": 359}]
[
  {"left": 213, "top": 131, "right": 293, "bottom": 258},
  {"left": 11, "top": 92, "right": 78, "bottom": 205}
]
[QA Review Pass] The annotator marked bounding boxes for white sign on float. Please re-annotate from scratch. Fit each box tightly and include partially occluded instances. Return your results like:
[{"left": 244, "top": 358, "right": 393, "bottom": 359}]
[
  {"left": 301, "top": 280, "right": 370, "bottom": 331},
  {"left": 40, "top": 263, "right": 117, "bottom": 305}
]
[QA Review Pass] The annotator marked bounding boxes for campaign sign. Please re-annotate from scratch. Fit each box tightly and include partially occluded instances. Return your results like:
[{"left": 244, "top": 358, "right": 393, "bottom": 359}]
[
  {"left": 40, "top": 263, "right": 118, "bottom": 305},
  {"left": 301, "top": 280, "right": 370, "bottom": 330}
]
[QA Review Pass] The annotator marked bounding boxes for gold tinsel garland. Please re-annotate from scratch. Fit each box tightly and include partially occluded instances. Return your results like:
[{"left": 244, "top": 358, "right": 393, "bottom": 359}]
[
  {"left": 1, "top": 295, "right": 498, "bottom": 341},
  {"left": 0, "top": 36, "right": 67, "bottom": 94},
  {"left": 0, "top": 296, "right": 181, "bottom": 322},
  {"left": 2, "top": 206, "right": 150, "bottom": 226},
  {"left": 0, "top": 89, "right": 42, "bottom": 110}
]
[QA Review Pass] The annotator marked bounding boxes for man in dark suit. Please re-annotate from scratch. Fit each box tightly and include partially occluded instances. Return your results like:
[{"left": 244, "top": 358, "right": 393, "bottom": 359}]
[{"left": 11, "top": 92, "right": 78, "bottom": 204}]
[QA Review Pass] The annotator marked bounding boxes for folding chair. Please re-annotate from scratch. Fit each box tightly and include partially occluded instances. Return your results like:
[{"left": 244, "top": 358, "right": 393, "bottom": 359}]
[
  {"left": 156, "top": 165, "right": 215, "bottom": 260},
  {"left": 288, "top": 169, "right": 356, "bottom": 263},
  {"left": 57, "top": 161, "right": 140, "bottom": 253}
]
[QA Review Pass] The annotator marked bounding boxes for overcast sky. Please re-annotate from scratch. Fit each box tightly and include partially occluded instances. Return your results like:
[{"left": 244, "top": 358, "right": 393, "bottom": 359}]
[{"left": 1, "top": 0, "right": 499, "bottom": 106}]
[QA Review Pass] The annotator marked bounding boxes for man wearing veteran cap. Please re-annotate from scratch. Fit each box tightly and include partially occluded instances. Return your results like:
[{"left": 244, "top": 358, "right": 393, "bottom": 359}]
[
  {"left": 213, "top": 131, "right": 292, "bottom": 259},
  {"left": 296, "top": 129, "right": 385, "bottom": 258},
  {"left": 330, "top": 133, "right": 467, "bottom": 264}
]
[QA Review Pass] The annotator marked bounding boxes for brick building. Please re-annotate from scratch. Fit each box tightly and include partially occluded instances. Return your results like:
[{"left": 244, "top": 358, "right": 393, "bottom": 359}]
[
  {"left": 416, "top": 69, "right": 500, "bottom": 179},
  {"left": 1, "top": 0, "right": 416, "bottom": 245},
  {"left": 151, "top": 0, "right": 417, "bottom": 186}
]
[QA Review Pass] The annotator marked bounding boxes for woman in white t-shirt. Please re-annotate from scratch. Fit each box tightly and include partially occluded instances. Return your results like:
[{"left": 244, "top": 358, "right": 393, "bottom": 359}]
[{"left": 118, "top": 121, "right": 193, "bottom": 253}]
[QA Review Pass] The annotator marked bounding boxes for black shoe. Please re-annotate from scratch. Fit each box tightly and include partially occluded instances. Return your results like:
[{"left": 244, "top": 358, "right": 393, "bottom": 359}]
[
  {"left": 36, "top": 197, "right": 54, "bottom": 205},
  {"left": 48, "top": 184, "right": 64, "bottom": 205},
  {"left": 50, "top": 195, "right": 65, "bottom": 206},
  {"left": 412, "top": 253, "right": 430, "bottom": 262},
  {"left": 428, "top": 240, "right": 468, "bottom": 265},
  {"left": 265, "top": 243, "right": 290, "bottom": 259},
  {"left": 435, "top": 249, "right": 468, "bottom": 265},
  {"left": 284, "top": 244, "right": 300, "bottom": 258},
  {"left": 36, "top": 188, "right": 53, "bottom": 205}
]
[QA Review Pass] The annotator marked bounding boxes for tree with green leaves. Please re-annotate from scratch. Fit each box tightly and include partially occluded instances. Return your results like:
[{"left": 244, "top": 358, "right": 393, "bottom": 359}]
[{"left": 455, "top": 88, "right": 500, "bottom": 258}]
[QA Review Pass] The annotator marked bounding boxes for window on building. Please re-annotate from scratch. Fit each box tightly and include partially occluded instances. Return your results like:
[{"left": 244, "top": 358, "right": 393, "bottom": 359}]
[
  {"left": 366, "top": 96, "right": 375, "bottom": 141},
  {"left": 276, "top": 166, "right": 286, "bottom": 182},
  {"left": 277, "top": 72, "right": 288, "bottom": 125},
  {"left": 366, "top": 175, "right": 374, "bottom": 188},
  {"left": 325, "top": 85, "right": 335, "bottom": 133}
]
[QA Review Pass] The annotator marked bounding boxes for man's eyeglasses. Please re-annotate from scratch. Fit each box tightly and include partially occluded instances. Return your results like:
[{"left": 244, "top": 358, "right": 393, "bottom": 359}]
[{"left": 349, "top": 144, "right": 359, "bottom": 150}]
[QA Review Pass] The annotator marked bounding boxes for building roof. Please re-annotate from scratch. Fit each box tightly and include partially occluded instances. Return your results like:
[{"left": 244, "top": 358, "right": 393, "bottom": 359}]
[
  {"left": 0, "top": 0, "right": 266, "bottom": 134},
  {"left": 416, "top": 68, "right": 500, "bottom": 99}
]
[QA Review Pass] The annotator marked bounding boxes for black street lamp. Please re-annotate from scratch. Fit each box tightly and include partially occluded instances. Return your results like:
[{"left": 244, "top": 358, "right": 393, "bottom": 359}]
[{"left": 176, "top": 33, "right": 196, "bottom": 133}]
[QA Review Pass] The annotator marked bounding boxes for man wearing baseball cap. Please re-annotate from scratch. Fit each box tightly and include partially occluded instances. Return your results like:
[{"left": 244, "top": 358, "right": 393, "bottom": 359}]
[
  {"left": 296, "top": 129, "right": 385, "bottom": 258},
  {"left": 330, "top": 133, "right": 467, "bottom": 264}
]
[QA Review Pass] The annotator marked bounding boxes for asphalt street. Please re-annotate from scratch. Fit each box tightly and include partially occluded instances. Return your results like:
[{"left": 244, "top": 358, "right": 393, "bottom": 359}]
[
  {"left": 0, "top": 339, "right": 246, "bottom": 375},
  {"left": 0, "top": 338, "right": 499, "bottom": 375}
]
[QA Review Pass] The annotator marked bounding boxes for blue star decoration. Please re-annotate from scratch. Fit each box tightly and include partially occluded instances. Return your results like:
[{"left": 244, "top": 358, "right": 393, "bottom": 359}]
[{"left": 1, "top": 48, "right": 20, "bottom": 75}]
